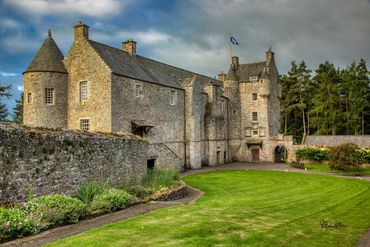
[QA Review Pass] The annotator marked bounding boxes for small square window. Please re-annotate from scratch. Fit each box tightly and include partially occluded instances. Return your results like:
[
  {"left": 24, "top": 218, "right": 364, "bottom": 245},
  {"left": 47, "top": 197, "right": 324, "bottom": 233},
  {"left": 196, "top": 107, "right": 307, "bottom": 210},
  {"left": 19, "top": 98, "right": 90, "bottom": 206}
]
[
  {"left": 27, "top": 93, "right": 32, "bottom": 103},
  {"left": 259, "top": 128, "right": 266, "bottom": 137},
  {"left": 44, "top": 88, "right": 54, "bottom": 105},
  {"left": 170, "top": 90, "right": 177, "bottom": 105},
  {"left": 253, "top": 130, "right": 259, "bottom": 136},
  {"left": 252, "top": 93, "right": 257, "bottom": 101},
  {"left": 252, "top": 112, "right": 258, "bottom": 121},
  {"left": 80, "top": 81, "right": 88, "bottom": 101},
  {"left": 80, "top": 119, "right": 90, "bottom": 131}
]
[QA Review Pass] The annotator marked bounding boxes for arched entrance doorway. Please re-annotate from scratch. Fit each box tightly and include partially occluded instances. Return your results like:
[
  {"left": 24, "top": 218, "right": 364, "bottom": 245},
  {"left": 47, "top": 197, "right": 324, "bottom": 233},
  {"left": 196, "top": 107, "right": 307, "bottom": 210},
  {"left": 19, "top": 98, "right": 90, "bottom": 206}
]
[{"left": 274, "top": 146, "right": 287, "bottom": 163}]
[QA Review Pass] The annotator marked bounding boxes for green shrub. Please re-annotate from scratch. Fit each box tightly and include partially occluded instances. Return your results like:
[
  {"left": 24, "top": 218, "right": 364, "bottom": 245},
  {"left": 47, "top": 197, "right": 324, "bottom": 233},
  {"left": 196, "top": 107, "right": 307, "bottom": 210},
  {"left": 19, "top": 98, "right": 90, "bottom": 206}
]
[
  {"left": 0, "top": 207, "right": 38, "bottom": 242},
  {"left": 90, "top": 189, "right": 137, "bottom": 213},
  {"left": 329, "top": 143, "right": 362, "bottom": 173},
  {"left": 75, "top": 181, "right": 107, "bottom": 204},
  {"left": 296, "top": 147, "right": 329, "bottom": 162},
  {"left": 358, "top": 149, "right": 370, "bottom": 164},
  {"left": 23, "top": 194, "right": 87, "bottom": 229},
  {"left": 128, "top": 185, "right": 153, "bottom": 198},
  {"left": 141, "top": 169, "right": 181, "bottom": 191}
]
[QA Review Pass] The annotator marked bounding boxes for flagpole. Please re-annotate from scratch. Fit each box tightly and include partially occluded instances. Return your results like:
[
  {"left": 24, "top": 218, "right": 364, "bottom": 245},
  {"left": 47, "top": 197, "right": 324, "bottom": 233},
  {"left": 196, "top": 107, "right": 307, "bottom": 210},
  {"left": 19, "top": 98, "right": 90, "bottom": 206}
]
[{"left": 229, "top": 33, "right": 232, "bottom": 63}]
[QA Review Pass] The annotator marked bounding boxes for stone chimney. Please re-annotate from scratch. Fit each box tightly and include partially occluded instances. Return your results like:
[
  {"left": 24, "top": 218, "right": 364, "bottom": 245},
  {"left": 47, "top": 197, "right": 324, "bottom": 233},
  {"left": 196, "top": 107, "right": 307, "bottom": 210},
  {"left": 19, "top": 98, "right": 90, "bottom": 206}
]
[
  {"left": 266, "top": 47, "right": 274, "bottom": 65},
  {"left": 231, "top": 56, "right": 239, "bottom": 69},
  {"left": 74, "top": 21, "right": 89, "bottom": 41},
  {"left": 218, "top": 71, "right": 226, "bottom": 81},
  {"left": 122, "top": 39, "right": 137, "bottom": 56}
]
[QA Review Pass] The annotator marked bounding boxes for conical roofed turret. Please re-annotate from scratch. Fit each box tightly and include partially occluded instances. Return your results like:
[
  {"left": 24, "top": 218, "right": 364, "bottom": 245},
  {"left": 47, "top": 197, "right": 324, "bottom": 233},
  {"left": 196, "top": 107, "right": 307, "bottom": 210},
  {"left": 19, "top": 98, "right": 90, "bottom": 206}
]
[{"left": 24, "top": 30, "right": 67, "bottom": 74}]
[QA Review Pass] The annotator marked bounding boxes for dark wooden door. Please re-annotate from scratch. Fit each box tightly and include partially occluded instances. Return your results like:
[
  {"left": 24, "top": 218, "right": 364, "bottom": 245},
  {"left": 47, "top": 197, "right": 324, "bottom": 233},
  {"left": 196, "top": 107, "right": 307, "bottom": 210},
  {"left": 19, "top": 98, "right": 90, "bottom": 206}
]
[{"left": 251, "top": 149, "right": 260, "bottom": 162}]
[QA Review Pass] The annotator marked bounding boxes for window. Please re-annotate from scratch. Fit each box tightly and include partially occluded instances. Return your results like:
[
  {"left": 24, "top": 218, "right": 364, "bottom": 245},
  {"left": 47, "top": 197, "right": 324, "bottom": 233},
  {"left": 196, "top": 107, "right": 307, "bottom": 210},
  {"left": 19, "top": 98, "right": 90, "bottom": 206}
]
[
  {"left": 252, "top": 112, "right": 258, "bottom": 121},
  {"left": 170, "top": 90, "right": 177, "bottom": 105},
  {"left": 252, "top": 93, "right": 257, "bottom": 101},
  {"left": 135, "top": 84, "right": 142, "bottom": 98},
  {"left": 253, "top": 130, "right": 259, "bottom": 136},
  {"left": 80, "top": 81, "right": 88, "bottom": 101},
  {"left": 80, "top": 119, "right": 90, "bottom": 131},
  {"left": 27, "top": 93, "right": 32, "bottom": 103},
  {"left": 221, "top": 99, "right": 225, "bottom": 112},
  {"left": 44, "top": 88, "right": 54, "bottom": 105},
  {"left": 250, "top": 76, "right": 258, "bottom": 82}
]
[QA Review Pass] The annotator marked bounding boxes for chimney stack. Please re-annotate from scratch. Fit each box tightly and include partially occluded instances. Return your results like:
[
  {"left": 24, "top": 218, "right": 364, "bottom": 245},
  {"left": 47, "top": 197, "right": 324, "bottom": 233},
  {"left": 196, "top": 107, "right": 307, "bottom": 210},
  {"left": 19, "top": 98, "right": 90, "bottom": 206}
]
[
  {"left": 74, "top": 21, "right": 89, "bottom": 41},
  {"left": 266, "top": 47, "right": 274, "bottom": 65},
  {"left": 122, "top": 39, "right": 137, "bottom": 56},
  {"left": 231, "top": 56, "right": 239, "bottom": 69},
  {"left": 218, "top": 71, "right": 226, "bottom": 81}
]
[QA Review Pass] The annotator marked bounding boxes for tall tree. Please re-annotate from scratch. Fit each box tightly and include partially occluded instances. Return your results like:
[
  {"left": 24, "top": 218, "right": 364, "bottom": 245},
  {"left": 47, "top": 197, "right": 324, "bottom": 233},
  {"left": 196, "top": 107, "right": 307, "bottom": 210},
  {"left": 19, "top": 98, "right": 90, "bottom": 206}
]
[
  {"left": 13, "top": 92, "right": 24, "bottom": 124},
  {"left": 309, "top": 61, "right": 342, "bottom": 135},
  {"left": 280, "top": 61, "right": 313, "bottom": 143},
  {"left": 0, "top": 85, "right": 12, "bottom": 121}
]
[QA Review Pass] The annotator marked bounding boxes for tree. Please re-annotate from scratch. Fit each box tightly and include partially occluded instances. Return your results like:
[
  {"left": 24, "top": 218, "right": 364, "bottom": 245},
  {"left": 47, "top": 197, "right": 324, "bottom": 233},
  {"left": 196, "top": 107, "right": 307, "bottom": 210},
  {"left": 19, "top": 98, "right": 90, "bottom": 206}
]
[
  {"left": 0, "top": 85, "right": 12, "bottom": 121},
  {"left": 13, "top": 92, "right": 23, "bottom": 124},
  {"left": 309, "top": 61, "right": 342, "bottom": 135},
  {"left": 280, "top": 61, "right": 313, "bottom": 143}
]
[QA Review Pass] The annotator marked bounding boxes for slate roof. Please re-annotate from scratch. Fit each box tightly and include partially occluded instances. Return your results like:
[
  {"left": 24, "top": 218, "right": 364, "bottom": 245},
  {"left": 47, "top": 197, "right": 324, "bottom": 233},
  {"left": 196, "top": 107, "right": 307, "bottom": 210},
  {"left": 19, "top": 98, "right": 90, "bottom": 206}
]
[
  {"left": 236, "top": 62, "right": 266, "bottom": 81},
  {"left": 89, "top": 40, "right": 220, "bottom": 89},
  {"left": 24, "top": 31, "right": 67, "bottom": 74}
]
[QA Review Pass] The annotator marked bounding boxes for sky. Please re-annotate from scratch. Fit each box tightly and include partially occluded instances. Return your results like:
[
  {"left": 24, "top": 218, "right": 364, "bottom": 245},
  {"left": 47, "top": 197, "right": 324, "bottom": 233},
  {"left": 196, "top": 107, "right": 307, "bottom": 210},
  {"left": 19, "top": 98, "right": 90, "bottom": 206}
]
[{"left": 0, "top": 0, "right": 369, "bottom": 116}]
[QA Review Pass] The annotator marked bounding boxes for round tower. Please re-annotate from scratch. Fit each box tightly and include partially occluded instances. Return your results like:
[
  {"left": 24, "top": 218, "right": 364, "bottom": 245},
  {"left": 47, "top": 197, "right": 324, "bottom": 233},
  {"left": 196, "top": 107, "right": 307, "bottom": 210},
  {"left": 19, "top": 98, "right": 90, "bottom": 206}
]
[{"left": 23, "top": 30, "right": 68, "bottom": 128}]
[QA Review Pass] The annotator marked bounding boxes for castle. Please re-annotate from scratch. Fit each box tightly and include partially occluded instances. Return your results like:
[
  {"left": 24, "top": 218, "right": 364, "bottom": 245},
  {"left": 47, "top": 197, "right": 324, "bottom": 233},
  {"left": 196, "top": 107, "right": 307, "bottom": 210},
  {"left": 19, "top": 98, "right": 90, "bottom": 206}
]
[{"left": 23, "top": 21, "right": 293, "bottom": 170}]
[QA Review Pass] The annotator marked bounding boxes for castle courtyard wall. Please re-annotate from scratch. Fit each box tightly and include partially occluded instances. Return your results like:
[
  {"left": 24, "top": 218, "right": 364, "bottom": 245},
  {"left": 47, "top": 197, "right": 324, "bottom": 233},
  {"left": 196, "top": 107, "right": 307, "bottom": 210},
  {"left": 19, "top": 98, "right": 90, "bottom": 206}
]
[{"left": 0, "top": 125, "right": 148, "bottom": 204}]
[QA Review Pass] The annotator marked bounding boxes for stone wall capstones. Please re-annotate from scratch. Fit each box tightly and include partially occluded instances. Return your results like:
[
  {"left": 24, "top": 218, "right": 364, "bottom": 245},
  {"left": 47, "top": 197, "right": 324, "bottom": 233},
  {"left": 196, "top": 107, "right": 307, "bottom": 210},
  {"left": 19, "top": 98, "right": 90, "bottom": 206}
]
[{"left": 0, "top": 124, "right": 149, "bottom": 204}]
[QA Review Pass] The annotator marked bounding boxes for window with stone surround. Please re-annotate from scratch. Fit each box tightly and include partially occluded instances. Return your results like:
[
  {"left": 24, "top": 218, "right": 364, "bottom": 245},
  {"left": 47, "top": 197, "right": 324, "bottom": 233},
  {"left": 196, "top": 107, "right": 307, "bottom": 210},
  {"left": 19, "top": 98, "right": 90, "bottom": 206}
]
[
  {"left": 252, "top": 112, "right": 258, "bottom": 121},
  {"left": 252, "top": 93, "right": 257, "bottom": 101},
  {"left": 27, "top": 92, "right": 32, "bottom": 103},
  {"left": 135, "top": 84, "right": 142, "bottom": 98},
  {"left": 80, "top": 119, "right": 90, "bottom": 131},
  {"left": 170, "top": 90, "right": 177, "bottom": 105},
  {"left": 80, "top": 81, "right": 88, "bottom": 101},
  {"left": 44, "top": 88, "right": 54, "bottom": 105},
  {"left": 252, "top": 130, "right": 259, "bottom": 136},
  {"left": 250, "top": 76, "right": 258, "bottom": 82},
  {"left": 259, "top": 128, "right": 266, "bottom": 137}
]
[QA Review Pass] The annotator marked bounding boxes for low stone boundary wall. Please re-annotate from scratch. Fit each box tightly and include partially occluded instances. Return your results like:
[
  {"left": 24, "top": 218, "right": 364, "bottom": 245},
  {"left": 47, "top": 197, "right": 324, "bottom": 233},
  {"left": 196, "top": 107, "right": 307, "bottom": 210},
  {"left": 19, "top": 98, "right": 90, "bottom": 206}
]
[
  {"left": 304, "top": 135, "right": 370, "bottom": 148},
  {"left": 0, "top": 124, "right": 149, "bottom": 204}
]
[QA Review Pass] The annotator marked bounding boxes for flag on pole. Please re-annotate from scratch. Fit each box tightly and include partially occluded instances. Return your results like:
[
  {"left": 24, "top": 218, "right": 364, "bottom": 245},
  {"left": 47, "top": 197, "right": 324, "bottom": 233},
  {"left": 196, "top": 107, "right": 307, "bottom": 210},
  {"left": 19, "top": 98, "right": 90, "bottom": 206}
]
[{"left": 230, "top": 35, "right": 239, "bottom": 45}]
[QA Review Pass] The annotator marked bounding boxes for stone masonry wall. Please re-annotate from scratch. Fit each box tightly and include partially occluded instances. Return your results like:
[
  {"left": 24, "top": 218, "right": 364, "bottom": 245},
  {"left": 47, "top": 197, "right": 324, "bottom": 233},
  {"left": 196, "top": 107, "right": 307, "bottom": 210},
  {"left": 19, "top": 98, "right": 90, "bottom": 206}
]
[
  {"left": 304, "top": 135, "right": 370, "bottom": 147},
  {"left": 0, "top": 124, "right": 148, "bottom": 204}
]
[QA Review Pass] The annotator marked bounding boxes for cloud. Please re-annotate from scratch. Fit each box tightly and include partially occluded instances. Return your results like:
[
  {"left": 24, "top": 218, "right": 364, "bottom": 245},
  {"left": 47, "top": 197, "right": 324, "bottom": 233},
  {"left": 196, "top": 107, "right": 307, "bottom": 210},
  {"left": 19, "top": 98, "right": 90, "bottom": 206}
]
[
  {"left": 4, "top": 0, "right": 129, "bottom": 18},
  {"left": 0, "top": 72, "right": 19, "bottom": 77},
  {"left": 17, "top": 86, "right": 23, "bottom": 91}
]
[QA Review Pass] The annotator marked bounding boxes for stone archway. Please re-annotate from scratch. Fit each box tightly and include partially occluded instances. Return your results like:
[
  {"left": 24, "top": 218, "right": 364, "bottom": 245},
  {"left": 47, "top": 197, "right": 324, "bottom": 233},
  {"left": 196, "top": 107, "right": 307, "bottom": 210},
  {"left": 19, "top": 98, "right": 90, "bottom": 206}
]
[{"left": 274, "top": 145, "right": 287, "bottom": 163}]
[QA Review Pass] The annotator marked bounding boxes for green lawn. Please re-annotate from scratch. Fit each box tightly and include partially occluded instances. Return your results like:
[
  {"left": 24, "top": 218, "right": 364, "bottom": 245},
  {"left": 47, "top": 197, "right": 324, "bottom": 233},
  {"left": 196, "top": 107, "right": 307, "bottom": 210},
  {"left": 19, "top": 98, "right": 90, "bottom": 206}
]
[
  {"left": 304, "top": 163, "right": 370, "bottom": 175},
  {"left": 47, "top": 170, "right": 370, "bottom": 247}
]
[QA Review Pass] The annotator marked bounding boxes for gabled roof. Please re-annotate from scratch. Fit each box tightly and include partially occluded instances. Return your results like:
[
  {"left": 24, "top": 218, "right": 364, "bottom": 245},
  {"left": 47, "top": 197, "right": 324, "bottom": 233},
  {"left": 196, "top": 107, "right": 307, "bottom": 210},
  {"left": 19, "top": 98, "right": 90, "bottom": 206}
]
[
  {"left": 89, "top": 40, "right": 220, "bottom": 89},
  {"left": 24, "top": 31, "right": 67, "bottom": 74},
  {"left": 236, "top": 62, "right": 266, "bottom": 81}
]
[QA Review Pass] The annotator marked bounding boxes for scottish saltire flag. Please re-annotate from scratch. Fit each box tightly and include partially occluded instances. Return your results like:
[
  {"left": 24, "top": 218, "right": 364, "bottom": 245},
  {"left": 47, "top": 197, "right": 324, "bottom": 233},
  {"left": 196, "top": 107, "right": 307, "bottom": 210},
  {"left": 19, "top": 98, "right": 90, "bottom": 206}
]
[{"left": 230, "top": 35, "right": 239, "bottom": 45}]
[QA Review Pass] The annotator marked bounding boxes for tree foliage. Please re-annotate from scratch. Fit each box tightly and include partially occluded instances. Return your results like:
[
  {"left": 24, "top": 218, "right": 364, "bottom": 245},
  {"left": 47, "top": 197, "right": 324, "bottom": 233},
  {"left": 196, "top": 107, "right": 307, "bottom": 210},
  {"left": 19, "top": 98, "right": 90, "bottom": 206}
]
[
  {"left": 281, "top": 58, "right": 369, "bottom": 141},
  {"left": 12, "top": 92, "right": 23, "bottom": 124},
  {"left": 0, "top": 85, "right": 12, "bottom": 121}
]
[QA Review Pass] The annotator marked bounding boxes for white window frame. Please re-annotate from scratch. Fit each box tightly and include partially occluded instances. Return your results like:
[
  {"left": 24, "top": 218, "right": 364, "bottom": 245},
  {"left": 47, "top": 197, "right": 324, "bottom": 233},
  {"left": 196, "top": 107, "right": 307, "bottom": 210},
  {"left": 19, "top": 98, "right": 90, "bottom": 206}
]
[
  {"left": 80, "top": 81, "right": 88, "bottom": 101},
  {"left": 44, "top": 88, "right": 54, "bottom": 105},
  {"left": 80, "top": 118, "right": 90, "bottom": 131},
  {"left": 27, "top": 92, "right": 33, "bottom": 104},
  {"left": 252, "top": 112, "right": 258, "bottom": 122},
  {"left": 170, "top": 89, "right": 177, "bottom": 105}
]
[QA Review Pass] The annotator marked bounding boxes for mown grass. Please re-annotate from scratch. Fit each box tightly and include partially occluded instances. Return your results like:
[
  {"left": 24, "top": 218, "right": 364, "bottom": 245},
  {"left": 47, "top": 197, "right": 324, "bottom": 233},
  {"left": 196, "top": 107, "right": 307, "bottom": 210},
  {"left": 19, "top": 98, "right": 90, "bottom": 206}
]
[
  {"left": 46, "top": 170, "right": 370, "bottom": 247},
  {"left": 304, "top": 163, "right": 370, "bottom": 175}
]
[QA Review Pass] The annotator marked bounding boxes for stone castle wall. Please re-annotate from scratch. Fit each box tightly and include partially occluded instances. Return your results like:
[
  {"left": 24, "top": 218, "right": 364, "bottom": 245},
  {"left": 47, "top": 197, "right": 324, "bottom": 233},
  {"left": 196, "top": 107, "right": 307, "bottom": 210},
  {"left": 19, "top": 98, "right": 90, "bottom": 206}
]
[
  {"left": 0, "top": 125, "right": 149, "bottom": 204},
  {"left": 304, "top": 135, "right": 370, "bottom": 147}
]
